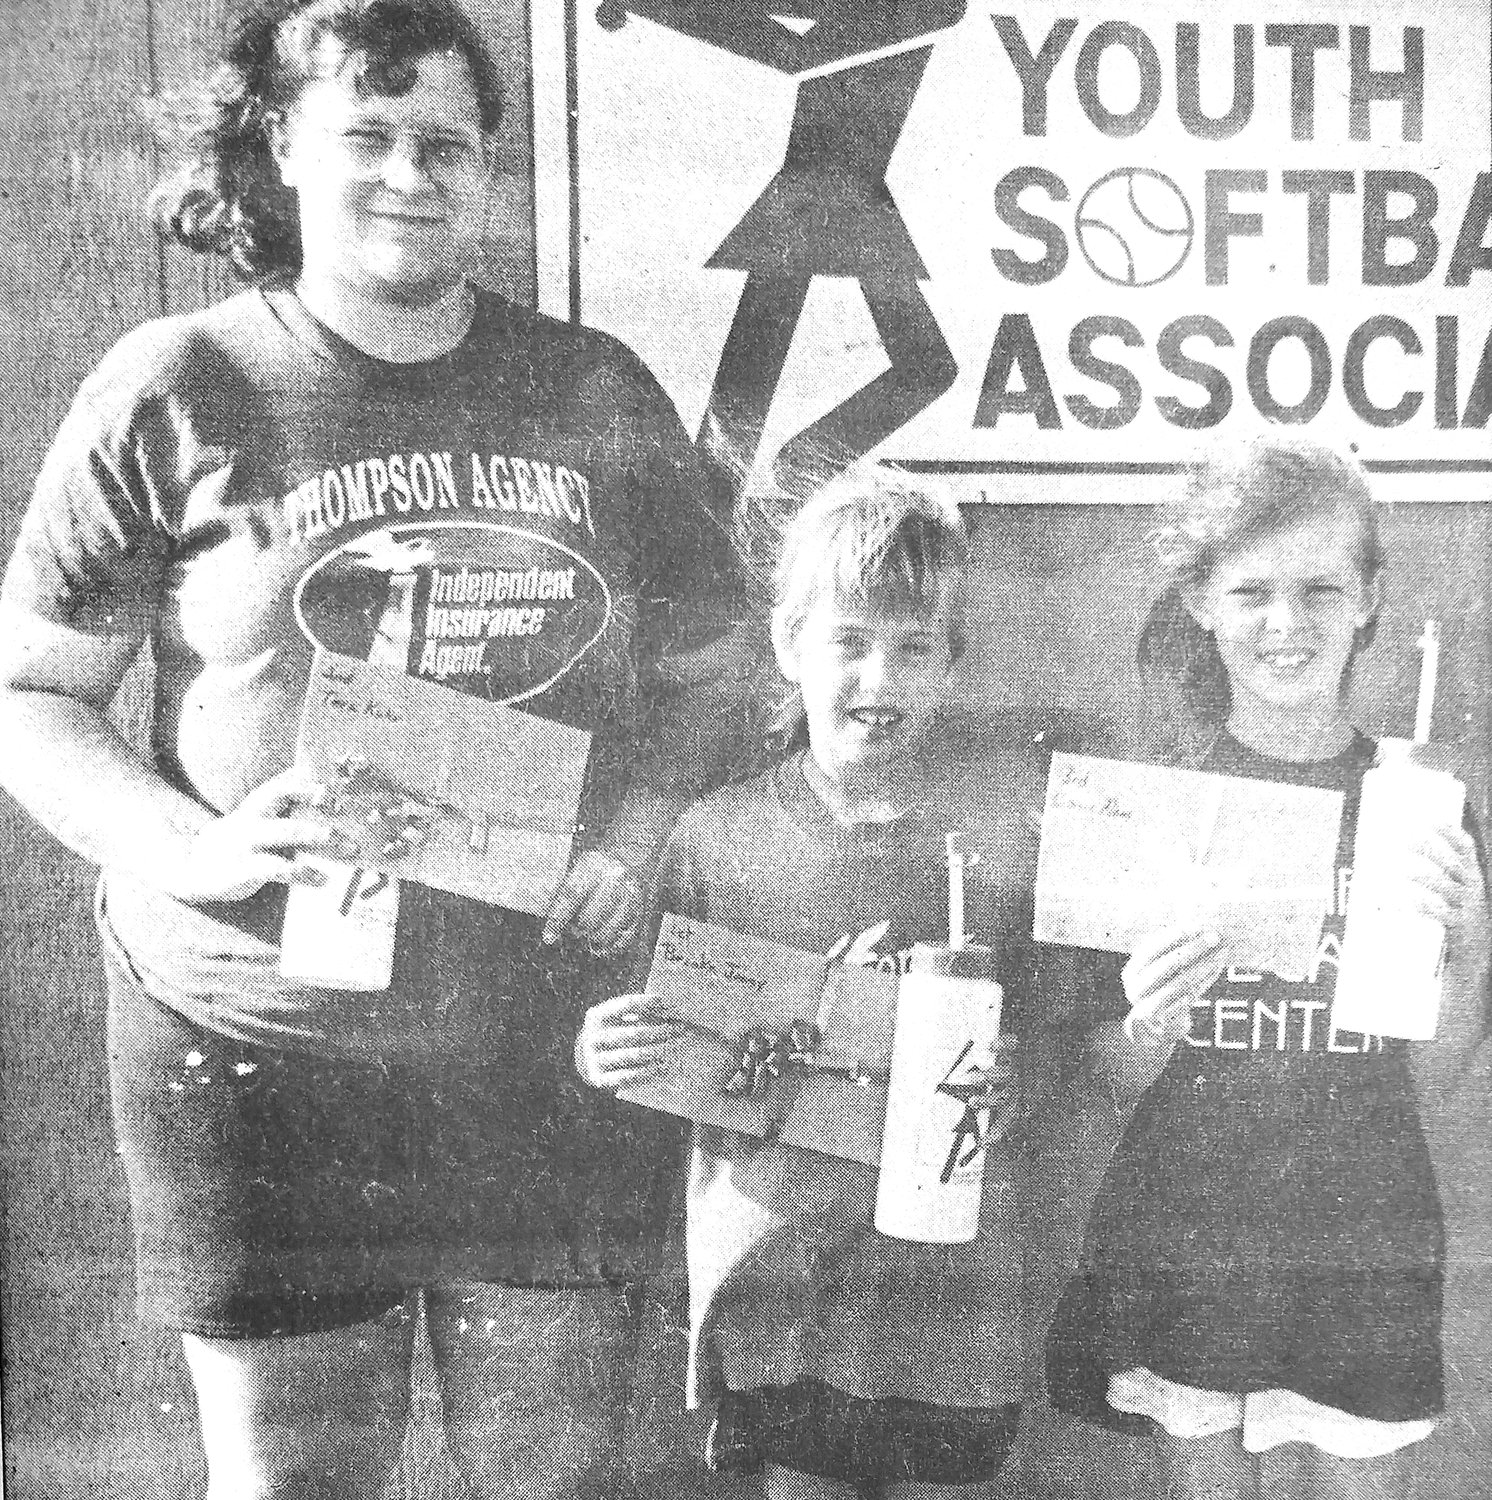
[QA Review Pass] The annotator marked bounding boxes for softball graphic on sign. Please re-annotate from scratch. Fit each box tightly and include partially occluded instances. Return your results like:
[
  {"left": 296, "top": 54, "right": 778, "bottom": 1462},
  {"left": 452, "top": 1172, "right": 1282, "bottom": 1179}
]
[{"left": 1075, "top": 168, "right": 1195, "bottom": 287}]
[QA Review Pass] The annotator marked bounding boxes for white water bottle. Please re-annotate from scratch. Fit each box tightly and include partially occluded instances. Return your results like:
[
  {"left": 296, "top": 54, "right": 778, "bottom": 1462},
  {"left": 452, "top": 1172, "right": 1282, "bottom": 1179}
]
[
  {"left": 279, "top": 857, "right": 400, "bottom": 990},
  {"left": 280, "top": 566, "right": 418, "bottom": 989},
  {"left": 1332, "top": 743, "right": 1465, "bottom": 1041},
  {"left": 874, "top": 943, "right": 1002, "bottom": 1244}
]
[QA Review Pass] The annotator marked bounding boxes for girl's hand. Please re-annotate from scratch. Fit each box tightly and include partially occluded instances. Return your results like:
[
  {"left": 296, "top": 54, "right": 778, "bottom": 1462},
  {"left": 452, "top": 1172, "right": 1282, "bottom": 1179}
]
[
  {"left": 1398, "top": 822, "right": 1490, "bottom": 990},
  {"left": 543, "top": 851, "right": 647, "bottom": 955},
  {"left": 1399, "top": 824, "right": 1487, "bottom": 936},
  {"left": 1403, "top": 825, "right": 1490, "bottom": 1107},
  {"left": 1121, "top": 923, "right": 1227, "bottom": 1047},
  {"left": 160, "top": 767, "right": 335, "bottom": 904},
  {"left": 575, "top": 993, "right": 680, "bottom": 1091}
]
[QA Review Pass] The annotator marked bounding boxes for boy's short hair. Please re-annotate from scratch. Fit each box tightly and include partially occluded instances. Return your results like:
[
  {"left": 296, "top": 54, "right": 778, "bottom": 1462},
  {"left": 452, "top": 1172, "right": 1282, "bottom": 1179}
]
[
  {"left": 772, "top": 472, "right": 970, "bottom": 659},
  {"left": 767, "top": 472, "right": 970, "bottom": 746}
]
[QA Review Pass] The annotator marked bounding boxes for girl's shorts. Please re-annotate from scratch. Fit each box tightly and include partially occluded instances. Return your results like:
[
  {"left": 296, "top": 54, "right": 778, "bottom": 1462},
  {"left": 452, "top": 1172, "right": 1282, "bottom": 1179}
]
[
  {"left": 708, "top": 1378, "right": 1020, "bottom": 1488},
  {"left": 102, "top": 933, "right": 609, "bottom": 1339}
]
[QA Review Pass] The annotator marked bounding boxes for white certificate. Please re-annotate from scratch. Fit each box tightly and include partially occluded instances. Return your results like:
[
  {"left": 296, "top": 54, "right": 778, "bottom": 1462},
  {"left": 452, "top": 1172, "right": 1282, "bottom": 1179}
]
[{"left": 1034, "top": 753, "right": 1345, "bottom": 978}]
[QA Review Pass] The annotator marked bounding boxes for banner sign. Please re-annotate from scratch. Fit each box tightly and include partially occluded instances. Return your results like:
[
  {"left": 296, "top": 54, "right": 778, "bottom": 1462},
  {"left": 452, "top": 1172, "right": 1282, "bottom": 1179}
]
[{"left": 535, "top": 3, "right": 1492, "bottom": 500}]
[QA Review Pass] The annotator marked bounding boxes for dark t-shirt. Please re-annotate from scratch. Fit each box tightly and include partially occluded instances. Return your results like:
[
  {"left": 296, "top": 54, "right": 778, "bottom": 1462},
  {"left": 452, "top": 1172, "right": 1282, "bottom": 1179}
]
[
  {"left": 671, "top": 748, "right": 1056, "bottom": 1409},
  {"left": 4, "top": 286, "right": 740, "bottom": 1062},
  {"left": 1048, "top": 731, "right": 1446, "bottom": 1424},
  {"left": 1089, "top": 733, "right": 1439, "bottom": 1269}
]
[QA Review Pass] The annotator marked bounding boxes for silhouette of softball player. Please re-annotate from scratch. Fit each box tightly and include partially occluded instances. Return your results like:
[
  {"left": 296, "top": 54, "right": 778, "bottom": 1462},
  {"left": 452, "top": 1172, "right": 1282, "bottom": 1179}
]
[{"left": 598, "top": 2, "right": 965, "bottom": 491}]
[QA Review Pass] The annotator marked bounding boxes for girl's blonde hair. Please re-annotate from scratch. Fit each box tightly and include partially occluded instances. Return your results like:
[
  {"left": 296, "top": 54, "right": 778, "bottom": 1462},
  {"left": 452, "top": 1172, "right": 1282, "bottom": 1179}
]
[
  {"left": 1139, "top": 432, "right": 1386, "bottom": 757},
  {"left": 768, "top": 471, "right": 970, "bottom": 746}
]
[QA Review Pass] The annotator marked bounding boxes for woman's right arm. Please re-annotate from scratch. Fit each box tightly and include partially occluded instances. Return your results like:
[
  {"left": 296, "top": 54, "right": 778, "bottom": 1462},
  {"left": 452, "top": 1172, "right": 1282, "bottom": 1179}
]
[
  {"left": 0, "top": 603, "right": 328, "bottom": 902},
  {"left": 2, "top": 320, "right": 337, "bottom": 904}
]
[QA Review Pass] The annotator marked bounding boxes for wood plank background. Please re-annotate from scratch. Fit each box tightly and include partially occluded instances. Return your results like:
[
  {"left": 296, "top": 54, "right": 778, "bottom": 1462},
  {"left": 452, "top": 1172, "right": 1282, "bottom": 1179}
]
[{"left": 0, "top": 5, "right": 1487, "bottom": 1498}]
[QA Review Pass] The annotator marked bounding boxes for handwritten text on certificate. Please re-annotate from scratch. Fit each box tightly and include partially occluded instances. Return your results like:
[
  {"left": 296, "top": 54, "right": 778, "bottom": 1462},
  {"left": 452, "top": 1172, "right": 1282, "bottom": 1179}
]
[{"left": 1034, "top": 754, "right": 1345, "bottom": 977}]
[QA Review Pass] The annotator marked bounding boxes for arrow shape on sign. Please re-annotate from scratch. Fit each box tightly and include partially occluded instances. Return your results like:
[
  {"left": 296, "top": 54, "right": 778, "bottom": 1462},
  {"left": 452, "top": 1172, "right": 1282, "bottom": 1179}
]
[{"left": 770, "top": 14, "right": 816, "bottom": 35}]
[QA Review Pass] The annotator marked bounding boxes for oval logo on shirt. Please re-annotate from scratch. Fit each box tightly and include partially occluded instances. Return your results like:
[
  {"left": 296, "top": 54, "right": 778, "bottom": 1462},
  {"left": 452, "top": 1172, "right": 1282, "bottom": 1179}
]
[{"left": 293, "top": 523, "right": 613, "bottom": 703}]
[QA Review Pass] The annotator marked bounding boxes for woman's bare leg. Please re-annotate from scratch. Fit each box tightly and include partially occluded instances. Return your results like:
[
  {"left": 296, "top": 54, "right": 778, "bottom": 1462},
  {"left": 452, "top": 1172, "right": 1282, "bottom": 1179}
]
[
  {"left": 766, "top": 1460, "right": 861, "bottom": 1500},
  {"left": 181, "top": 1303, "right": 415, "bottom": 1500},
  {"left": 885, "top": 1477, "right": 1006, "bottom": 1500},
  {"left": 426, "top": 1281, "right": 643, "bottom": 1500},
  {"left": 1296, "top": 1443, "right": 1419, "bottom": 1500}
]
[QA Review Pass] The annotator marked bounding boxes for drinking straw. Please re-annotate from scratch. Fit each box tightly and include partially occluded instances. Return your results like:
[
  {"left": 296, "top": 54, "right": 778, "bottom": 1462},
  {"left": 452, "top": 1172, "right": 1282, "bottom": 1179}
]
[
  {"left": 1413, "top": 620, "right": 1439, "bottom": 745},
  {"left": 947, "top": 832, "right": 969, "bottom": 950}
]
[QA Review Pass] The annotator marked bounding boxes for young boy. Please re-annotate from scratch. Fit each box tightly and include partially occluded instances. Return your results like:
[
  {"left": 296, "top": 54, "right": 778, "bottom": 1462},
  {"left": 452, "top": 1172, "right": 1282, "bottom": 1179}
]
[{"left": 579, "top": 477, "right": 1050, "bottom": 1498}]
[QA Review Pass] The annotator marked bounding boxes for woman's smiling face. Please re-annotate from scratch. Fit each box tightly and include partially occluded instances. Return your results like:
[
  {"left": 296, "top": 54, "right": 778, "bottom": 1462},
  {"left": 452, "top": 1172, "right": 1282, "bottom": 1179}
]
[
  {"left": 1186, "top": 508, "right": 1377, "bottom": 737},
  {"left": 272, "top": 44, "right": 490, "bottom": 307}
]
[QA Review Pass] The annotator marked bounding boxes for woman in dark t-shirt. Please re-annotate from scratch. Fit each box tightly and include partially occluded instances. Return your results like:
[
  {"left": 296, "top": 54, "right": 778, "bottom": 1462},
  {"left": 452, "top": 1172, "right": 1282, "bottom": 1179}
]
[{"left": 0, "top": 3, "right": 742, "bottom": 1495}]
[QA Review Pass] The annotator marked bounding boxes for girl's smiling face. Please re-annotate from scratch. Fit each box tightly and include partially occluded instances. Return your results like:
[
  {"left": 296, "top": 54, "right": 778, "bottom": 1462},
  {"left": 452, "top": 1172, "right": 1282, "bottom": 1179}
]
[
  {"left": 776, "top": 591, "right": 955, "bottom": 797},
  {"left": 1186, "top": 508, "right": 1378, "bottom": 748}
]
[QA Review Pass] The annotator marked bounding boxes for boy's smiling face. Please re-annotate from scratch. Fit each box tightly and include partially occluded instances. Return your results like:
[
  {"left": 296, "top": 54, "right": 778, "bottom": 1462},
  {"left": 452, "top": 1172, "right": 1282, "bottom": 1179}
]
[{"left": 776, "top": 591, "right": 956, "bottom": 795}]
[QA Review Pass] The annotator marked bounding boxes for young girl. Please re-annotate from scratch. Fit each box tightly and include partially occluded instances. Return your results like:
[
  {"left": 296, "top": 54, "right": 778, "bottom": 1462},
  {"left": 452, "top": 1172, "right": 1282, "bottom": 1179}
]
[
  {"left": 1045, "top": 435, "right": 1490, "bottom": 1499},
  {"left": 578, "top": 476, "right": 1046, "bottom": 1498}
]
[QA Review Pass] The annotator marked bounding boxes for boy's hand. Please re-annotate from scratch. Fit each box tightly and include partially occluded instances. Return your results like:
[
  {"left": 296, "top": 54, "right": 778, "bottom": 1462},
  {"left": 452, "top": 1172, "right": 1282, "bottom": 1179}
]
[
  {"left": 1121, "top": 922, "right": 1226, "bottom": 1046},
  {"left": 575, "top": 993, "right": 680, "bottom": 1091}
]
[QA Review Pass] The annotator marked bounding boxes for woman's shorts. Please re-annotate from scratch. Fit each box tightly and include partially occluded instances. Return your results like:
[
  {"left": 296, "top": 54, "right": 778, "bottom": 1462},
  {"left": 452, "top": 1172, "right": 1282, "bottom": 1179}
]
[
  {"left": 708, "top": 1378, "right": 1021, "bottom": 1488},
  {"left": 101, "top": 928, "right": 650, "bottom": 1339}
]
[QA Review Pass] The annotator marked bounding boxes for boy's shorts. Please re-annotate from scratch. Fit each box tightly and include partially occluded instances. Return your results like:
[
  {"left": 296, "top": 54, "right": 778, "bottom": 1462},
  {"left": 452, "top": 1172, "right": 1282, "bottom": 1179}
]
[
  {"left": 101, "top": 925, "right": 643, "bottom": 1338},
  {"left": 708, "top": 1378, "right": 1020, "bottom": 1488}
]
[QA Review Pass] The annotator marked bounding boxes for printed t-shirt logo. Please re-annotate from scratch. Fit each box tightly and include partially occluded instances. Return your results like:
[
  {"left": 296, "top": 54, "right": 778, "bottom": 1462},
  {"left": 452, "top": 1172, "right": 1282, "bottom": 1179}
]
[{"left": 293, "top": 522, "right": 612, "bottom": 702}]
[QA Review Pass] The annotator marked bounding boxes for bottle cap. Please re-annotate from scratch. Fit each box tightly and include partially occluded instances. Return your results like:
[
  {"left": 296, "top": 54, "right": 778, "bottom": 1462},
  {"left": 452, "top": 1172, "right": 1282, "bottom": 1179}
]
[{"left": 908, "top": 942, "right": 997, "bottom": 980}]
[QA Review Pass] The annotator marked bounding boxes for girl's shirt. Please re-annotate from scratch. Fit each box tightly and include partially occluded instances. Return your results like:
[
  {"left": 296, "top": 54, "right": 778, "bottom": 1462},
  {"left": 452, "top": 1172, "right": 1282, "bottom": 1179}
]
[
  {"left": 1090, "top": 730, "right": 1441, "bottom": 1276},
  {"left": 664, "top": 746, "right": 1050, "bottom": 1409}
]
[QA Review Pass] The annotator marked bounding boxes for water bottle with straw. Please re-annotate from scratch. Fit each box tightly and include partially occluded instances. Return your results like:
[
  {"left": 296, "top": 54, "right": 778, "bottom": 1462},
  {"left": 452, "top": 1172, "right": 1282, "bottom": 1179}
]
[
  {"left": 280, "top": 567, "right": 420, "bottom": 990},
  {"left": 1333, "top": 621, "right": 1465, "bottom": 1040},
  {"left": 875, "top": 833, "right": 1004, "bottom": 1244}
]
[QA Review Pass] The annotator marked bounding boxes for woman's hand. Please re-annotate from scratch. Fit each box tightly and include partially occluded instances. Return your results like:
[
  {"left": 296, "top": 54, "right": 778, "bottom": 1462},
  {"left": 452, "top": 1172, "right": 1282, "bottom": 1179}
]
[
  {"left": 158, "top": 767, "right": 336, "bottom": 904},
  {"left": 574, "top": 993, "right": 680, "bottom": 1091},
  {"left": 543, "top": 850, "right": 647, "bottom": 955},
  {"left": 1120, "top": 923, "right": 1228, "bottom": 1048}
]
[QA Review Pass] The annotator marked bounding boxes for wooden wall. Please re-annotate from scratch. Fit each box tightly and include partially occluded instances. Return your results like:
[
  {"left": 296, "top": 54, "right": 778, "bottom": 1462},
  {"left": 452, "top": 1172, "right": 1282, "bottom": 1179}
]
[{"left": 1, "top": 5, "right": 1488, "bottom": 1499}]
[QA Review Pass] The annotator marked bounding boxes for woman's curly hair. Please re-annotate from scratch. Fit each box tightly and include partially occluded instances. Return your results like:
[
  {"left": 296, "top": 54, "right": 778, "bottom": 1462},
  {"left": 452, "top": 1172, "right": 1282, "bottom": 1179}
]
[{"left": 148, "top": 0, "right": 502, "bottom": 281}]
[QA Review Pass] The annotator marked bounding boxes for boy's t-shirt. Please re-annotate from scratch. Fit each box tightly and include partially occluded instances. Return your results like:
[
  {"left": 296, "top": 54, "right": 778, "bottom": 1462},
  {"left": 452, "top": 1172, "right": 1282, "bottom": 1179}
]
[{"left": 666, "top": 747, "right": 1051, "bottom": 1409}]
